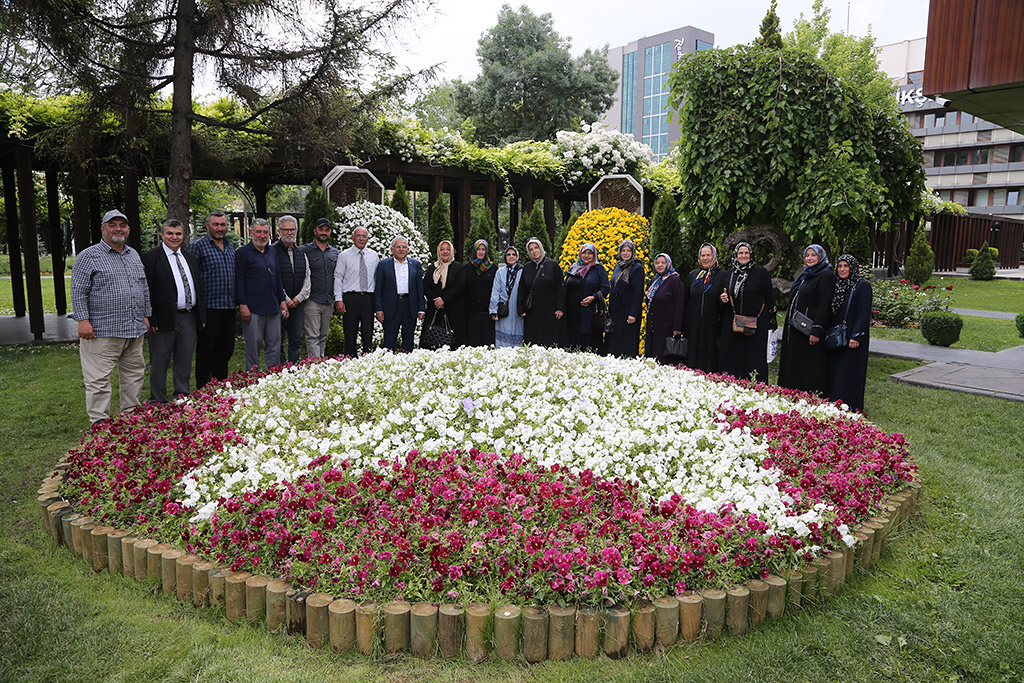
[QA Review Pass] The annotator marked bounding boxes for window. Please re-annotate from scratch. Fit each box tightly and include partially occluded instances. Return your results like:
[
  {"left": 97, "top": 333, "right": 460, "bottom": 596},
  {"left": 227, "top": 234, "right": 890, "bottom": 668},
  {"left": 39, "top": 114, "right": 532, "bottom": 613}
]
[
  {"left": 1010, "top": 144, "right": 1024, "bottom": 163},
  {"left": 953, "top": 189, "right": 968, "bottom": 204},
  {"left": 907, "top": 71, "right": 923, "bottom": 85},
  {"left": 696, "top": 39, "right": 713, "bottom": 51},
  {"left": 938, "top": 190, "right": 953, "bottom": 202},
  {"left": 642, "top": 42, "right": 673, "bottom": 160},
  {"left": 973, "top": 173, "right": 988, "bottom": 184},
  {"left": 1009, "top": 189, "right": 1020, "bottom": 206},
  {"left": 924, "top": 113, "right": 935, "bottom": 128},
  {"left": 621, "top": 51, "right": 637, "bottom": 136},
  {"left": 934, "top": 113, "right": 947, "bottom": 128},
  {"left": 960, "top": 112, "right": 976, "bottom": 125},
  {"left": 923, "top": 151, "right": 934, "bottom": 168},
  {"left": 977, "top": 129, "right": 992, "bottom": 141},
  {"left": 973, "top": 149, "right": 991, "bottom": 165},
  {"left": 994, "top": 146, "right": 1009, "bottom": 163},
  {"left": 968, "top": 189, "right": 991, "bottom": 206},
  {"left": 992, "top": 188, "right": 1008, "bottom": 206}
]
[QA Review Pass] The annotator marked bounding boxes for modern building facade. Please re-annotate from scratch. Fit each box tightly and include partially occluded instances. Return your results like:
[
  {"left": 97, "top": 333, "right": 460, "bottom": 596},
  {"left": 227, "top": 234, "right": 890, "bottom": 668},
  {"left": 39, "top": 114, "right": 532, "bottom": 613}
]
[
  {"left": 879, "top": 37, "right": 1024, "bottom": 219},
  {"left": 602, "top": 26, "right": 714, "bottom": 160}
]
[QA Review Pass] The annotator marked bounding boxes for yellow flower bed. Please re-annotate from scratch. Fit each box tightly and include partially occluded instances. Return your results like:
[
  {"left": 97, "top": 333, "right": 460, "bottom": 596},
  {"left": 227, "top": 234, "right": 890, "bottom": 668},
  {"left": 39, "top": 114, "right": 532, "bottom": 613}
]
[{"left": 558, "top": 207, "right": 652, "bottom": 354}]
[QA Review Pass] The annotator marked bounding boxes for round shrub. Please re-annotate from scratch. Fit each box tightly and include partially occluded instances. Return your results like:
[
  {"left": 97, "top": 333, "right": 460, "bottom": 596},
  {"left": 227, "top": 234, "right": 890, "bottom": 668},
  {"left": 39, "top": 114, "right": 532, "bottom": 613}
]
[
  {"left": 920, "top": 311, "right": 963, "bottom": 346},
  {"left": 968, "top": 241, "right": 995, "bottom": 280},
  {"left": 1016, "top": 312, "right": 1024, "bottom": 338}
]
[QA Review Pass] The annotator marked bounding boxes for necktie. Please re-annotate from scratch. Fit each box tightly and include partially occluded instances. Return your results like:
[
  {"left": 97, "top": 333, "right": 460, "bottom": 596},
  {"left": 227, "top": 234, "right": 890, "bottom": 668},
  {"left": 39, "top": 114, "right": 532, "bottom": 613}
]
[
  {"left": 173, "top": 251, "right": 192, "bottom": 308},
  {"left": 359, "top": 250, "right": 368, "bottom": 291}
]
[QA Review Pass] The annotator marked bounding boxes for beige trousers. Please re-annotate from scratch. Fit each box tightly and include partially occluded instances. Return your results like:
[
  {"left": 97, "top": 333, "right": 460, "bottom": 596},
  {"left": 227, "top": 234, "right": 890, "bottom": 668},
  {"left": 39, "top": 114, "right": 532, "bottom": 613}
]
[{"left": 79, "top": 335, "right": 146, "bottom": 423}]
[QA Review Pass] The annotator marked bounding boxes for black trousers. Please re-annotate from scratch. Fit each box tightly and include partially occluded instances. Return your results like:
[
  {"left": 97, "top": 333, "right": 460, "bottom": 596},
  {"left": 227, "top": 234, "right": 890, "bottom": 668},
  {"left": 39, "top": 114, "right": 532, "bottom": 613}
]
[
  {"left": 343, "top": 291, "right": 374, "bottom": 356},
  {"left": 195, "top": 308, "right": 236, "bottom": 388}
]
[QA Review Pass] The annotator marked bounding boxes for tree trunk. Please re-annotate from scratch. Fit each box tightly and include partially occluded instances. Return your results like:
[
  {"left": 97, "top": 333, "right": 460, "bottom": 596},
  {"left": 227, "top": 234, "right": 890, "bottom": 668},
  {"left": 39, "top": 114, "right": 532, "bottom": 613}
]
[{"left": 167, "top": 0, "right": 197, "bottom": 222}]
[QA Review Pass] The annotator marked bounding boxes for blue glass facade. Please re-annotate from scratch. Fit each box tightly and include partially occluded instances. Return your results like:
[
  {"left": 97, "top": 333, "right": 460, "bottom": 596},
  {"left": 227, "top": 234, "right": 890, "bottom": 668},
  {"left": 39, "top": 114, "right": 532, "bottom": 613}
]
[
  {"left": 621, "top": 51, "right": 636, "bottom": 136},
  {"left": 642, "top": 42, "right": 672, "bottom": 159}
]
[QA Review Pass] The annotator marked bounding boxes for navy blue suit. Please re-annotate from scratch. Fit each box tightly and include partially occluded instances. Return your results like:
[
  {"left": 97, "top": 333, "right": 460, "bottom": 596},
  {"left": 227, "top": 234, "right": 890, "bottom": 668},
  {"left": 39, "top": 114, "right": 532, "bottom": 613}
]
[{"left": 375, "top": 257, "right": 425, "bottom": 352}]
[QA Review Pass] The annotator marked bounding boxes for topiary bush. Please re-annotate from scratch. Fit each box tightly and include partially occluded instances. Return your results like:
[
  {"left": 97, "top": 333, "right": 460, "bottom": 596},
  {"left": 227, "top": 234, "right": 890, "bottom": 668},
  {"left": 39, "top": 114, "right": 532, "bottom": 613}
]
[
  {"left": 969, "top": 241, "right": 995, "bottom": 280},
  {"left": 920, "top": 311, "right": 963, "bottom": 346},
  {"left": 963, "top": 248, "right": 978, "bottom": 264},
  {"left": 1016, "top": 312, "right": 1024, "bottom": 338},
  {"left": 904, "top": 226, "right": 934, "bottom": 286}
]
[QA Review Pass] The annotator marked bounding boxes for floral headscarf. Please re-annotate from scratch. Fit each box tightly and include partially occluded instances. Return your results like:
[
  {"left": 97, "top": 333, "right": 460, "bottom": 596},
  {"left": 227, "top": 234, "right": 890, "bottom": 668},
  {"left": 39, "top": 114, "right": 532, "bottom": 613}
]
[
  {"left": 470, "top": 239, "right": 492, "bottom": 274},
  {"left": 504, "top": 247, "right": 523, "bottom": 297},
  {"left": 645, "top": 253, "right": 678, "bottom": 302},
  {"left": 831, "top": 253, "right": 863, "bottom": 314},
  {"left": 612, "top": 239, "right": 641, "bottom": 284},
  {"left": 433, "top": 240, "right": 455, "bottom": 287},
  {"left": 695, "top": 243, "right": 719, "bottom": 292},
  {"left": 568, "top": 242, "right": 600, "bottom": 279},
  {"left": 730, "top": 241, "right": 754, "bottom": 297}
]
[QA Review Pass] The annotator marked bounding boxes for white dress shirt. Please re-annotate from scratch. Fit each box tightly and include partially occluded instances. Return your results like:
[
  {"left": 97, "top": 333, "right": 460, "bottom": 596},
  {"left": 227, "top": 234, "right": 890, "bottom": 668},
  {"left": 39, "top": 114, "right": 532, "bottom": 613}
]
[
  {"left": 333, "top": 246, "right": 379, "bottom": 299},
  {"left": 162, "top": 243, "right": 197, "bottom": 310},
  {"left": 394, "top": 258, "right": 410, "bottom": 295}
]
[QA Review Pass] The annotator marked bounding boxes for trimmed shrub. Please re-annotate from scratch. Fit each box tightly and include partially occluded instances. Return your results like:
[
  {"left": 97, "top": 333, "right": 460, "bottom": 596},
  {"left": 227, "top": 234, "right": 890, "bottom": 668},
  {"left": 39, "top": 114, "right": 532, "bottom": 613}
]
[
  {"left": 969, "top": 241, "right": 995, "bottom": 280},
  {"left": 964, "top": 248, "right": 978, "bottom": 264},
  {"left": 300, "top": 182, "right": 340, "bottom": 244},
  {"left": 390, "top": 176, "right": 412, "bottom": 219},
  {"left": 1016, "top": 312, "right": 1024, "bottom": 338},
  {"left": 426, "top": 195, "right": 454, "bottom": 255},
  {"left": 463, "top": 212, "right": 497, "bottom": 261},
  {"left": 514, "top": 205, "right": 552, "bottom": 255},
  {"left": 649, "top": 194, "right": 686, "bottom": 271},
  {"left": 920, "top": 311, "right": 963, "bottom": 347},
  {"left": 904, "top": 227, "right": 934, "bottom": 286}
]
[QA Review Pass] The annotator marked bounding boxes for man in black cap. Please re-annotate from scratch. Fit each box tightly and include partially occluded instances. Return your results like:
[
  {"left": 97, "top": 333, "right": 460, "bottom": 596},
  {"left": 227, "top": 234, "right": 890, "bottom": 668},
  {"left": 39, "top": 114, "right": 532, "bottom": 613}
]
[{"left": 300, "top": 217, "right": 339, "bottom": 357}]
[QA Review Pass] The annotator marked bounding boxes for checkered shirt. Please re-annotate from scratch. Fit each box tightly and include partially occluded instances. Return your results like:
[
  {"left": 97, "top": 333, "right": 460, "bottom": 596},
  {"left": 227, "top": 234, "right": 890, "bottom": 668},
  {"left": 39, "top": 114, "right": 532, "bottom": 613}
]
[
  {"left": 71, "top": 241, "right": 151, "bottom": 338},
  {"left": 188, "top": 234, "right": 236, "bottom": 309}
]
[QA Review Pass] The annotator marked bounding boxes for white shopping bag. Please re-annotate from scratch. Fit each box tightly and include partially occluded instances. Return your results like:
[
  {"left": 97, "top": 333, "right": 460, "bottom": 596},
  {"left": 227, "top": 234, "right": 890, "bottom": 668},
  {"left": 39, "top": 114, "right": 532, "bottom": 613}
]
[{"left": 767, "top": 328, "right": 782, "bottom": 364}]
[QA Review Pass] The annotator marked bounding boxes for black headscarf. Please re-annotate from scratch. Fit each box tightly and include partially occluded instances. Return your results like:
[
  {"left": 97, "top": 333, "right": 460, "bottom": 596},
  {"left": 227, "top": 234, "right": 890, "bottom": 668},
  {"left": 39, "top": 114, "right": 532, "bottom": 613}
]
[
  {"left": 730, "top": 241, "right": 754, "bottom": 297},
  {"left": 831, "top": 253, "right": 863, "bottom": 314},
  {"left": 504, "top": 247, "right": 523, "bottom": 298}
]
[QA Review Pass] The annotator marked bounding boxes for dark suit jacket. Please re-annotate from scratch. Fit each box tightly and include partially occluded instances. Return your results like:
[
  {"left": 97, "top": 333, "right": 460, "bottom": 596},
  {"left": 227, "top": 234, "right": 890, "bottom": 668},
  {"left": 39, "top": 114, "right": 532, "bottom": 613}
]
[
  {"left": 375, "top": 257, "right": 426, "bottom": 320},
  {"left": 142, "top": 245, "right": 207, "bottom": 331}
]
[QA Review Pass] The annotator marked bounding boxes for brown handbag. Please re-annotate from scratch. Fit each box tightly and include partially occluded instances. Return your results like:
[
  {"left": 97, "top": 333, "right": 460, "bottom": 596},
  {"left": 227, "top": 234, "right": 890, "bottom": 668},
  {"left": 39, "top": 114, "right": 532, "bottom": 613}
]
[{"left": 730, "top": 282, "right": 763, "bottom": 336}]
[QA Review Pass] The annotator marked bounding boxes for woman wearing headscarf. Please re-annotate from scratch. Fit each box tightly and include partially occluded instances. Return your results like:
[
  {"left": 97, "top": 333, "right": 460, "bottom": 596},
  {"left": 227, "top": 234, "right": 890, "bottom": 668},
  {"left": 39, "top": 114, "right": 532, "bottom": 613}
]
[
  {"left": 685, "top": 243, "right": 728, "bottom": 372},
  {"left": 718, "top": 242, "right": 776, "bottom": 383},
  {"left": 558, "top": 242, "right": 610, "bottom": 352},
  {"left": 644, "top": 253, "right": 687, "bottom": 363},
  {"left": 826, "top": 254, "right": 872, "bottom": 412},
  {"left": 517, "top": 237, "right": 564, "bottom": 347},
  {"left": 489, "top": 246, "right": 525, "bottom": 347},
  {"left": 465, "top": 239, "right": 497, "bottom": 346},
  {"left": 422, "top": 239, "right": 467, "bottom": 348},
  {"left": 606, "top": 239, "right": 646, "bottom": 357},
  {"left": 778, "top": 244, "right": 836, "bottom": 396}
]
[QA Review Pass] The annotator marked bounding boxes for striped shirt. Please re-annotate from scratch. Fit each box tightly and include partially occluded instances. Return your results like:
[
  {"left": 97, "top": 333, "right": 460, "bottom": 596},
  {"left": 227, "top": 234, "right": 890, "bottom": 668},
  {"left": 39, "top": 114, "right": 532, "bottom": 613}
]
[
  {"left": 71, "top": 241, "right": 151, "bottom": 338},
  {"left": 188, "top": 234, "right": 236, "bottom": 309}
]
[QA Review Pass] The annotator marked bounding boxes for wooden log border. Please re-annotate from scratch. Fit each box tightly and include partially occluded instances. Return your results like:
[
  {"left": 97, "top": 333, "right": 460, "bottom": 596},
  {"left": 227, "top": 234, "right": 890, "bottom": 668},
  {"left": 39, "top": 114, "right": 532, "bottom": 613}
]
[{"left": 39, "top": 458, "right": 919, "bottom": 663}]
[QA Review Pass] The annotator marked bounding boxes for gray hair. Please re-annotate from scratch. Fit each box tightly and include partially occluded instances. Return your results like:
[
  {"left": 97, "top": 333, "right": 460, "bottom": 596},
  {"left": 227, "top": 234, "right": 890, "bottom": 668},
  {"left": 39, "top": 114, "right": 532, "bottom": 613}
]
[
  {"left": 278, "top": 215, "right": 298, "bottom": 230},
  {"left": 391, "top": 236, "right": 409, "bottom": 247},
  {"left": 206, "top": 210, "right": 226, "bottom": 222},
  {"left": 251, "top": 218, "right": 270, "bottom": 229}
]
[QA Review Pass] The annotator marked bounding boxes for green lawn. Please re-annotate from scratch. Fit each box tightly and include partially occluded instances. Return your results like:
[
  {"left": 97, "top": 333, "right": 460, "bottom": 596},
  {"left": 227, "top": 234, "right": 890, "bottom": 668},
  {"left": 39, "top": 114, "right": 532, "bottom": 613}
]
[
  {"left": 0, "top": 275, "right": 70, "bottom": 316},
  {"left": 872, "top": 315, "right": 1024, "bottom": 352},
  {"left": 926, "top": 276, "right": 1024, "bottom": 313},
  {"left": 1, "top": 347, "right": 1023, "bottom": 682}
]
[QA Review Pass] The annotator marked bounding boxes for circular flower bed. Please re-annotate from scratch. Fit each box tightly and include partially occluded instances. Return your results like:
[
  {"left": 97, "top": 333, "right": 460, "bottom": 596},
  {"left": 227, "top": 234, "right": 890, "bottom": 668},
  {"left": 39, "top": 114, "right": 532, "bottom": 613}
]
[{"left": 60, "top": 348, "right": 914, "bottom": 607}]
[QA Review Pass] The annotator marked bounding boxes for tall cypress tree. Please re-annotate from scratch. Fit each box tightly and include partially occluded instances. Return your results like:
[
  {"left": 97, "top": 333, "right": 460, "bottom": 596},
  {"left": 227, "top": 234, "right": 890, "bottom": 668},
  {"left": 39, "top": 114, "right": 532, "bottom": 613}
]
[
  {"left": 649, "top": 194, "right": 685, "bottom": 270},
  {"left": 464, "top": 212, "right": 497, "bottom": 260},
  {"left": 390, "top": 176, "right": 412, "bottom": 219},
  {"left": 426, "top": 195, "right": 454, "bottom": 256},
  {"left": 514, "top": 205, "right": 552, "bottom": 255},
  {"left": 300, "top": 182, "right": 339, "bottom": 244},
  {"left": 754, "top": 0, "right": 784, "bottom": 50}
]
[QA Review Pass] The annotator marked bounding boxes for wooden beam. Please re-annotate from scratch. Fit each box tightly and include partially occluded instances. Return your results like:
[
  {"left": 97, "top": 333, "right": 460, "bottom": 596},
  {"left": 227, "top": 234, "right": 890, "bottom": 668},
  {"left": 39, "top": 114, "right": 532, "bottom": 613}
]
[
  {"left": 521, "top": 185, "right": 534, "bottom": 215},
  {"left": 2, "top": 164, "right": 26, "bottom": 317},
  {"left": 457, "top": 178, "right": 471, "bottom": 260},
  {"left": 543, "top": 186, "right": 556, "bottom": 243},
  {"left": 45, "top": 168, "right": 67, "bottom": 315},
  {"left": 70, "top": 167, "right": 93, "bottom": 255},
  {"left": 253, "top": 180, "right": 268, "bottom": 218},
  {"left": 485, "top": 180, "right": 499, "bottom": 244},
  {"left": 509, "top": 196, "right": 519, "bottom": 245},
  {"left": 124, "top": 169, "right": 141, "bottom": 251},
  {"left": 428, "top": 175, "right": 443, "bottom": 214},
  {"left": 16, "top": 143, "right": 45, "bottom": 338},
  {"left": 559, "top": 198, "right": 571, "bottom": 225},
  {"left": 87, "top": 174, "right": 101, "bottom": 244}
]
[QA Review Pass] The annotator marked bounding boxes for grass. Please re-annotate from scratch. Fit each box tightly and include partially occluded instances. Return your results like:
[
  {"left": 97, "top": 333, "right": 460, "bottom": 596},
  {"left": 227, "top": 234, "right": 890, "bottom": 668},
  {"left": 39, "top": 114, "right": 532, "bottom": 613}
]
[
  {"left": 926, "top": 275, "right": 1024, "bottom": 313},
  {"left": 872, "top": 315, "right": 1024, "bottom": 352},
  {"left": 2, "top": 346, "right": 1023, "bottom": 682},
  {"left": 0, "top": 275, "right": 70, "bottom": 316}
]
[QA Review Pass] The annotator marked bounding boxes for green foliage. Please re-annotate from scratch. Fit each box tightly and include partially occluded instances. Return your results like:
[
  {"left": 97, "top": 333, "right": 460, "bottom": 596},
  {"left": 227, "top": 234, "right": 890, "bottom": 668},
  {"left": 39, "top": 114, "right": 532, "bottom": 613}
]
[
  {"left": 649, "top": 194, "right": 686, "bottom": 271},
  {"left": 969, "top": 241, "right": 996, "bottom": 280},
  {"left": 921, "top": 188, "right": 968, "bottom": 216},
  {"left": 1016, "top": 312, "right": 1024, "bottom": 338},
  {"left": 842, "top": 226, "right": 872, "bottom": 268},
  {"left": 964, "top": 248, "right": 979, "bottom": 264},
  {"left": 667, "top": 47, "right": 924, "bottom": 250},
  {"left": 324, "top": 314, "right": 345, "bottom": 358},
  {"left": 871, "top": 278, "right": 952, "bottom": 327},
  {"left": 390, "top": 176, "right": 411, "bottom": 219},
  {"left": 426, "top": 195, "right": 454, "bottom": 255},
  {"left": 513, "top": 205, "right": 552, "bottom": 255},
  {"left": 409, "top": 81, "right": 473, "bottom": 136},
  {"left": 455, "top": 4, "right": 617, "bottom": 144},
  {"left": 463, "top": 212, "right": 497, "bottom": 261},
  {"left": 300, "top": 183, "right": 339, "bottom": 245},
  {"left": 920, "top": 310, "right": 963, "bottom": 347},
  {"left": 905, "top": 227, "right": 934, "bottom": 286},
  {"left": 754, "top": 0, "right": 784, "bottom": 50},
  {"left": 553, "top": 210, "right": 580, "bottom": 262}
]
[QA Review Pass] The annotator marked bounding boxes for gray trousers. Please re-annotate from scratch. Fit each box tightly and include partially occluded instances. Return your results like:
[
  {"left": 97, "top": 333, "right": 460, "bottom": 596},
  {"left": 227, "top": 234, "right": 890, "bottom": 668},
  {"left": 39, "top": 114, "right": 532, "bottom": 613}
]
[
  {"left": 148, "top": 310, "right": 198, "bottom": 402},
  {"left": 242, "top": 313, "right": 282, "bottom": 371},
  {"left": 304, "top": 301, "right": 333, "bottom": 357}
]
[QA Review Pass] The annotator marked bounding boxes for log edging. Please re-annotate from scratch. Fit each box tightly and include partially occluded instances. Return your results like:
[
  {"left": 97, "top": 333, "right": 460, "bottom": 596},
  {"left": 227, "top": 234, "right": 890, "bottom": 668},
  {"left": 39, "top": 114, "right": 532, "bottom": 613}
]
[{"left": 39, "top": 457, "right": 919, "bottom": 662}]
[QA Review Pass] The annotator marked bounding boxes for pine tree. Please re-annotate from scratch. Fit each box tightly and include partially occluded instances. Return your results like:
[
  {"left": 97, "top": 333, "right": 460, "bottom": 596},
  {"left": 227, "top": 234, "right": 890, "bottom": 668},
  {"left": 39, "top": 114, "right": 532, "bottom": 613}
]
[
  {"left": 754, "top": 0, "right": 784, "bottom": 50},
  {"left": 969, "top": 240, "right": 996, "bottom": 280},
  {"left": 426, "top": 195, "right": 454, "bottom": 256},
  {"left": 904, "top": 225, "right": 934, "bottom": 286},
  {"left": 514, "top": 205, "right": 552, "bottom": 255},
  {"left": 463, "top": 212, "right": 497, "bottom": 260},
  {"left": 390, "top": 176, "right": 412, "bottom": 219},
  {"left": 649, "top": 194, "right": 686, "bottom": 270},
  {"left": 300, "top": 182, "right": 339, "bottom": 244}
]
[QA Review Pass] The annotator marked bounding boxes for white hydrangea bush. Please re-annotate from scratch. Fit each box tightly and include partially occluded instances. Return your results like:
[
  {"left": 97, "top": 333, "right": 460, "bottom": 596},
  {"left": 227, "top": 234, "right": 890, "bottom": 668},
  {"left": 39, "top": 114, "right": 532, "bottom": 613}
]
[
  {"left": 552, "top": 122, "right": 655, "bottom": 186},
  {"left": 334, "top": 201, "right": 430, "bottom": 260}
]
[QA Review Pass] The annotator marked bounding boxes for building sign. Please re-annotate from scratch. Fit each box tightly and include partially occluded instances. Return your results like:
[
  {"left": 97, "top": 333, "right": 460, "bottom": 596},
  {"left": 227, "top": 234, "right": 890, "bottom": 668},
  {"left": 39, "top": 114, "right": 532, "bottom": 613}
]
[
  {"left": 897, "top": 85, "right": 930, "bottom": 108},
  {"left": 674, "top": 38, "right": 685, "bottom": 60}
]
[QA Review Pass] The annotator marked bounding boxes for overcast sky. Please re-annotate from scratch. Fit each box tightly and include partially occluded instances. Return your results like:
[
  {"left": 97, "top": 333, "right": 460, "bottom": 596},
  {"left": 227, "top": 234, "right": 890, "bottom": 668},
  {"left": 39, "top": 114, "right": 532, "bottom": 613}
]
[{"left": 391, "top": 0, "right": 930, "bottom": 83}]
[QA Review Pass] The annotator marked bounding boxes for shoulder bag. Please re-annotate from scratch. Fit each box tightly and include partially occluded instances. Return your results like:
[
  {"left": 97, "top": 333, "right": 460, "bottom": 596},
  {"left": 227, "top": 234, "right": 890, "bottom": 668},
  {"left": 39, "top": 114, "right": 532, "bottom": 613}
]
[
  {"left": 787, "top": 287, "right": 815, "bottom": 336},
  {"left": 421, "top": 309, "right": 455, "bottom": 349},
  {"left": 591, "top": 294, "right": 611, "bottom": 334},
  {"left": 496, "top": 301, "right": 509, "bottom": 318},
  {"left": 729, "top": 279, "right": 763, "bottom": 336},
  {"left": 523, "top": 262, "right": 544, "bottom": 313},
  {"left": 825, "top": 282, "right": 859, "bottom": 350}
]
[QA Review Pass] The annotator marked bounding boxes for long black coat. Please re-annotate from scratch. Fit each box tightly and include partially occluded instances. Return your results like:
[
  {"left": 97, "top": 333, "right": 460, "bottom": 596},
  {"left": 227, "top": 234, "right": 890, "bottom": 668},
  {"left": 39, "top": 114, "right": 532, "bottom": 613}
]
[
  {"left": 778, "top": 268, "right": 836, "bottom": 396},
  {"left": 518, "top": 258, "right": 563, "bottom": 347},
  {"left": 607, "top": 261, "right": 646, "bottom": 357},
  {"left": 685, "top": 268, "right": 728, "bottom": 372},
  {"left": 826, "top": 280, "right": 872, "bottom": 412},
  {"left": 423, "top": 261, "right": 467, "bottom": 348},
  {"left": 719, "top": 265, "right": 776, "bottom": 383},
  {"left": 644, "top": 274, "right": 687, "bottom": 362},
  {"left": 464, "top": 263, "right": 497, "bottom": 347},
  {"left": 559, "top": 264, "right": 609, "bottom": 351}
]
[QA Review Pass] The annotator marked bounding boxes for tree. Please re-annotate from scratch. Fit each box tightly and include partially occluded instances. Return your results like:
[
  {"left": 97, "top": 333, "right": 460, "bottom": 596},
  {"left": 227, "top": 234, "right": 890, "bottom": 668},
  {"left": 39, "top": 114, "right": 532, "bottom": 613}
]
[
  {"left": 649, "top": 194, "right": 686, "bottom": 271},
  {"left": 390, "top": 176, "right": 412, "bottom": 219},
  {"left": 969, "top": 241, "right": 995, "bottom": 281},
  {"left": 514, "top": 205, "right": 551, "bottom": 255},
  {"left": 904, "top": 226, "right": 934, "bottom": 286},
  {"left": 301, "top": 182, "right": 339, "bottom": 245},
  {"left": 785, "top": 0, "right": 896, "bottom": 112},
  {"left": 7, "top": 0, "right": 427, "bottom": 222},
  {"left": 455, "top": 4, "right": 618, "bottom": 145},
  {"left": 426, "top": 196, "right": 454, "bottom": 255},
  {"left": 553, "top": 210, "right": 580, "bottom": 262},
  {"left": 753, "top": 0, "right": 784, "bottom": 50},
  {"left": 410, "top": 81, "right": 474, "bottom": 138},
  {"left": 666, "top": 47, "right": 924, "bottom": 254}
]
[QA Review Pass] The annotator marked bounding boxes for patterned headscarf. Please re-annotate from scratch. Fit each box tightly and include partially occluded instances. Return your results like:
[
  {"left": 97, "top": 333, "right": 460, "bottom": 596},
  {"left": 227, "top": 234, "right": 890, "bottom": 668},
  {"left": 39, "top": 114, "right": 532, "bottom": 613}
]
[
  {"left": 695, "top": 243, "right": 719, "bottom": 292},
  {"left": 470, "top": 239, "right": 492, "bottom": 274},
  {"left": 504, "top": 246, "right": 523, "bottom": 297},
  {"left": 612, "top": 239, "right": 641, "bottom": 284},
  {"left": 730, "top": 241, "right": 754, "bottom": 297},
  {"left": 433, "top": 240, "right": 455, "bottom": 288},
  {"left": 831, "top": 253, "right": 863, "bottom": 314},
  {"left": 791, "top": 243, "right": 831, "bottom": 293},
  {"left": 645, "top": 253, "right": 678, "bottom": 302},
  {"left": 568, "top": 243, "right": 600, "bottom": 279}
]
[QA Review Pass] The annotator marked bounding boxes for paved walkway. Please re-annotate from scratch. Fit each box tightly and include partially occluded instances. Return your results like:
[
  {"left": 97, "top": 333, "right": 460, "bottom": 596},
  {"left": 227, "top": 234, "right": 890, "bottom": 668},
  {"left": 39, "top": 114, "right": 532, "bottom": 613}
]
[
  {"left": 0, "top": 313, "right": 78, "bottom": 346},
  {"left": 951, "top": 308, "right": 1018, "bottom": 319},
  {"left": 936, "top": 267, "right": 1024, "bottom": 280}
]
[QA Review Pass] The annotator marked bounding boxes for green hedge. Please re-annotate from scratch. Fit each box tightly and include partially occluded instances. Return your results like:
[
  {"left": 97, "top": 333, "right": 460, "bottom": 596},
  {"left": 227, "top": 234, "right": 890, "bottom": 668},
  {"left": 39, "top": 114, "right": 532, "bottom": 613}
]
[{"left": 920, "top": 311, "right": 963, "bottom": 346}]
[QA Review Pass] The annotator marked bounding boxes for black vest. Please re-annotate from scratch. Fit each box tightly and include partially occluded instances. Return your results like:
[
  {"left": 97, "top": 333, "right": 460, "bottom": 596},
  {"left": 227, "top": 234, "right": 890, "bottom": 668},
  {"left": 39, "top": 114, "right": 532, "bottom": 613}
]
[{"left": 273, "top": 241, "right": 307, "bottom": 298}]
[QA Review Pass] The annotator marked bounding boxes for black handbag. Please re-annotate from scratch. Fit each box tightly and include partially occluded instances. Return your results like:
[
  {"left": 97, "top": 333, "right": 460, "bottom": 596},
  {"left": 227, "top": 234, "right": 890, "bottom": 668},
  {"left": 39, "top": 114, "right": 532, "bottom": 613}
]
[
  {"left": 787, "top": 290, "right": 815, "bottom": 336},
  {"left": 663, "top": 335, "right": 688, "bottom": 363},
  {"left": 825, "top": 282, "right": 859, "bottom": 350},
  {"left": 496, "top": 301, "right": 509, "bottom": 318},
  {"left": 421, "top": 310, "right": 455, "bottom": 349},
  {"left": 523, "top": 262, "right": 544, "bottom": 312},
  {"left": 591, "top": 295, "right": 610, "bottom": 334}
]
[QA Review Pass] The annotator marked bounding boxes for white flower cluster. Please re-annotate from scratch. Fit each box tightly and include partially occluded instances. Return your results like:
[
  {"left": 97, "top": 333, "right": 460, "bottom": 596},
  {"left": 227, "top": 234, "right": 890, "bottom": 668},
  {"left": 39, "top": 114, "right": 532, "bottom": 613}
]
[
  {"left": 334, "top": 201, "right": 429, "bottom": 261},
  {"left": 182, "top": 347, "right": 855, "bottom": 545},
  {"left": 552, "top": 122, "right": 655, "bottom": 186},
  {"left": 380, "top": 116, "right": 469, "bottom": 165}
]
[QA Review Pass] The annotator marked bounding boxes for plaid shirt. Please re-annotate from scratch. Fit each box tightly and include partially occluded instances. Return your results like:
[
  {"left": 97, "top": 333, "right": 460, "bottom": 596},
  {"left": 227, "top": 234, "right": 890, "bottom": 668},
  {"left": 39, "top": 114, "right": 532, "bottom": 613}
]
[
  {"left": 71, "top": 241, "right": 151, "bottom": 338},
  {"left": 188, "top": 235, "right": 236, "bottom": 309}
]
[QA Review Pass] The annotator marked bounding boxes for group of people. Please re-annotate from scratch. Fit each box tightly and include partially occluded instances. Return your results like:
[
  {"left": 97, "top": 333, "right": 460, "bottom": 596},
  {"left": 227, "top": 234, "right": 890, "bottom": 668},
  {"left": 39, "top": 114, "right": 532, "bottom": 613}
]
[{"left": 70, "top": 208, "right": 872, "bottom": 424}]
